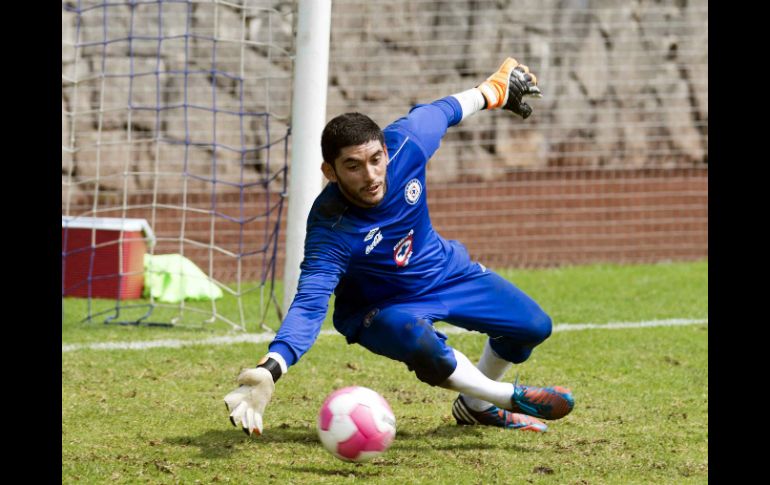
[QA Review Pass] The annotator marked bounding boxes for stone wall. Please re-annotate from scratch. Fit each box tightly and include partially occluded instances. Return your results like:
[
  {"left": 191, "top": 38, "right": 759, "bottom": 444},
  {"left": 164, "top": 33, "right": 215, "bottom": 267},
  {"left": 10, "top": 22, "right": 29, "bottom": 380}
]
[
  {"left": 327, "top": 0, "right": 708, "bottom": 182},
  {"left": 62, "top": 0, "right": 708, "bottom": 274},
  {"left": 63, "top": 0, "right": 708, "bottom": 193},
  {"left": 62, "top": 1, "right": 293, "bottom": 200}
]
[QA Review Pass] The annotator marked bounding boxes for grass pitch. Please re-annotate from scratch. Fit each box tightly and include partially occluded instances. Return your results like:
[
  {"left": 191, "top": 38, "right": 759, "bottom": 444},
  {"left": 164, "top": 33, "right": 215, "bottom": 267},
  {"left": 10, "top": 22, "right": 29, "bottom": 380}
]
[{"left": 62, "top": 261, "right": 707, "bottom": 484}]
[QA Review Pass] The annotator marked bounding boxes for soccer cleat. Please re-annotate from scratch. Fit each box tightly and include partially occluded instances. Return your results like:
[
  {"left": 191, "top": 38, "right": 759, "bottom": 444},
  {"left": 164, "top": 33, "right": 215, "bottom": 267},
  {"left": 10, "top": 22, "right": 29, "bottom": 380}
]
[
  {"left": 509, "top": 383, "right": 574, "bottom": 420},
  {"left": 452, "top": 396, "right": 548, "bottom": 432}
]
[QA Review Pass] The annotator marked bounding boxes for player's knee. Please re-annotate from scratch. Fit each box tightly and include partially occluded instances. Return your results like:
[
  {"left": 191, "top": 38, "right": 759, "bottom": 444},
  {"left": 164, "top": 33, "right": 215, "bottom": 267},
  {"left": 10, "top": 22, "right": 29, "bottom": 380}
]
[
  {"left": 401, "top": 319, "right": 457, "bottom": 386},
  {"left": 489, "top": 337, "right": 533, "bottom": 364},
  {"left": 529, "top": 310, "right": 552, "bottom": 344},
  {"left": 488, "top": 311, "right": 552, "bottom": 364}
]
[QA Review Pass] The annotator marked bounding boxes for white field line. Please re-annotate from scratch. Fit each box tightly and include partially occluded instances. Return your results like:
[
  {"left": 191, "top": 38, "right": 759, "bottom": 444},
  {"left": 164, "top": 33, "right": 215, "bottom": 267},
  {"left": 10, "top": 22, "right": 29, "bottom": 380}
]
[{"left": 62, "top": 318, "right": 707, "bottom": 353}]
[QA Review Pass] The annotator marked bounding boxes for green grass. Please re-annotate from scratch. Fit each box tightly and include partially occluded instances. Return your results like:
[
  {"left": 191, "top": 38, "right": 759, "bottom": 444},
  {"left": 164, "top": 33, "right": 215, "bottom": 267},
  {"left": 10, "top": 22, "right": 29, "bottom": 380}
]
[
  {"left": 61, "top": 282, "right": 287, "bottom": 343},
  {"left": 62, "top": 261, "right": 708, "bottom": 484}
]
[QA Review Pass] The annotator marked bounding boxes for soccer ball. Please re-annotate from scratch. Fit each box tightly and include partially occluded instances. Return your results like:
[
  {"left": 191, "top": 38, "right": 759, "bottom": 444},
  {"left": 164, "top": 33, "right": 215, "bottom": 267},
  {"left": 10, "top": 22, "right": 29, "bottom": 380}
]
[{"left": 317, "top": 386, "right": 396, "bottom": 462}]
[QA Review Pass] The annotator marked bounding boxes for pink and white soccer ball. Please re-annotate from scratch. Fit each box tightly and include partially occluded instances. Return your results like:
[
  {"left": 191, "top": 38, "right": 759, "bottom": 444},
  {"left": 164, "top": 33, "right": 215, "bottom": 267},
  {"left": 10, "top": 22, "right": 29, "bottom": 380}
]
[{"left": 317, "top": 386, "right": 396, "bottom": 462}]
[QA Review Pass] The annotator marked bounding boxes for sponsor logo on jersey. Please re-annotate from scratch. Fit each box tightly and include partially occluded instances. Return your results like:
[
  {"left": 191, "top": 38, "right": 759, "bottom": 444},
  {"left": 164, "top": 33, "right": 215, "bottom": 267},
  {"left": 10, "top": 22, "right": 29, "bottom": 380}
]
[
  {"left": 365, "top": 230, "right": 383, "bottom": 255},
  {"left": 364, "top": 227, "right": 380, "bottom": 242},
  {"left": 404, "top": 178, "right": 422, "bottom": 205},
  {"left": 393, "top": 229, "right": 415, "bottom": 267}
]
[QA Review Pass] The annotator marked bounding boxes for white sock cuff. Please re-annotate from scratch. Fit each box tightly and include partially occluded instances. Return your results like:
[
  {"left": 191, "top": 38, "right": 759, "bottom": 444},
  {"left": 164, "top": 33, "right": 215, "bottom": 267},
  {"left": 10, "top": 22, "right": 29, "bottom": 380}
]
[
  {"left": 451, "top": 88, "right": 486, "bottom": 121},
  {"left": 445, "top": 349, "right": 513, "bottom": 410},
  {"left": 477, "top": 339, "right": 512, "bottom": 382}
]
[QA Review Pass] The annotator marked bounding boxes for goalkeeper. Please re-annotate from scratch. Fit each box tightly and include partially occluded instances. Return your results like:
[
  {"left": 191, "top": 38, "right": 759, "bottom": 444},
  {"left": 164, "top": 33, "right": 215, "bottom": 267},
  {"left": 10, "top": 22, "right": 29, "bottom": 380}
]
[{"left": 225, "top": 58, "right": 574, "bottom": 435}]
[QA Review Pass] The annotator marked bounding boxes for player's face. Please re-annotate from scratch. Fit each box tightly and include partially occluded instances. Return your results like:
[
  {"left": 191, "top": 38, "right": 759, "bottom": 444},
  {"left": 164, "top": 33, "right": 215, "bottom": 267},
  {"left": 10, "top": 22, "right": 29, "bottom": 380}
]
[{"left": 323, "top": 140, "right": 388, "bottom": 208}]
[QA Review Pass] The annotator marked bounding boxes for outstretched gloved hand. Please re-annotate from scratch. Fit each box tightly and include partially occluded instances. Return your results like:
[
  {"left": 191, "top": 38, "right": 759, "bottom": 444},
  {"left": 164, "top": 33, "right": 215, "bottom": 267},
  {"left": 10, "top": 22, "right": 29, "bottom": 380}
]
[{"left": 477, "top": 57, "right": 542, "bottom": 118}]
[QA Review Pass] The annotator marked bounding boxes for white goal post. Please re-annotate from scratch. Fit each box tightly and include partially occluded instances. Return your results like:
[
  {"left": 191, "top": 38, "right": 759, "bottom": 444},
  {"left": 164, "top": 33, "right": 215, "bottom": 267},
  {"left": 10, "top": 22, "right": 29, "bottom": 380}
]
[{"left": 282, "top": 0, "right": 332, "bottom": 313}]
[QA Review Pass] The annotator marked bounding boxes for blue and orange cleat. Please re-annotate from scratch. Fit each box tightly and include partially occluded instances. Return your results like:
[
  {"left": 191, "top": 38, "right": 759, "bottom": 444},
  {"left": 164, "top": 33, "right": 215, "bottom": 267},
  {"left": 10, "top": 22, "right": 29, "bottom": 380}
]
[
  {"left": 509, "top": 383, "right": 574, "bottom": 420},
  {"left": 452, "top": 395, "right": 548, "bottom": 432}
]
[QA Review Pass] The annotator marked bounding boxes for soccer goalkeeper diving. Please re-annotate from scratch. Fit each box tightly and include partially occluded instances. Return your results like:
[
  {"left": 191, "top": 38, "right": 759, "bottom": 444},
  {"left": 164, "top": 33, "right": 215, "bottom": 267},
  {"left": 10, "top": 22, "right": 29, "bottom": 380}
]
[{"left": 225, "top": 57, "right": 574, "bottom": 435}]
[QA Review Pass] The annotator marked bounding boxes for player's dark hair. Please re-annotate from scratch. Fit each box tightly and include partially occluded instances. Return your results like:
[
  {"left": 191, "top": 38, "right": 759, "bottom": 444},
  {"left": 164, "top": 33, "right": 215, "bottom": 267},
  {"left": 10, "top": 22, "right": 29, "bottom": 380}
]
[{"left": 321, "top": 112, "right": 384, "bottom": 166}]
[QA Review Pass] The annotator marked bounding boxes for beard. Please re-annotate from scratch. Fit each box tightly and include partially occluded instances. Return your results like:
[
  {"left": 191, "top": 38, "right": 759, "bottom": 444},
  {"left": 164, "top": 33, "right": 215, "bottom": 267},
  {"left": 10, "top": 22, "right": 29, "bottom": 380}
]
[{"left": 337, "top": 178, "right": 387, "bottom": 208}]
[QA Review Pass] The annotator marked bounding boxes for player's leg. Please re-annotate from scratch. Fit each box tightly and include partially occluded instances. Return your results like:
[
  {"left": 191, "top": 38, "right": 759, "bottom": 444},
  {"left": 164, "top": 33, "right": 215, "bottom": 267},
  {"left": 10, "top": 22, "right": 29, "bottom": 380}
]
[
  {"left": 438, "top": 268, "right": 574, "bottom": 420},
  {"left": 444, "top": 346, "right": 547, "bottom": 431},
  {"left": 335, "top": 303, "right": 547, "bottom": 431},
  {"left": 339, "top": 304, "right": 458, "bottom": 386},
  {"left": 442, "top": 268, "right": 553, "bottom": 362},
  {"left": 459, "top": 338, "right": 512, "bottom": 410}
]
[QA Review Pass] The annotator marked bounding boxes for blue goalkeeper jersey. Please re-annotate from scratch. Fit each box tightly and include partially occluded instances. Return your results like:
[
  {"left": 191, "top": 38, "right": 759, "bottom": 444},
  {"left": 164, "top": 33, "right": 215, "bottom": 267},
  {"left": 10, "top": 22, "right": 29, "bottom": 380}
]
[{"left": 269, "top": 96, "right": 475, "bottom": 367}]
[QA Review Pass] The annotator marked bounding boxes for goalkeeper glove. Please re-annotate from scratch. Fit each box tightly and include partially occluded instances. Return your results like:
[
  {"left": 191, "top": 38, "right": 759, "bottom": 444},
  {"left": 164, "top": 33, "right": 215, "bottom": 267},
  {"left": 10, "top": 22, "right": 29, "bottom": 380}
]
[
  {"left": 477, "top": 57, "right": 542, "bottom": 119},
  {"left": 223, "top": 353, "right": 285, "bottom": 436}
]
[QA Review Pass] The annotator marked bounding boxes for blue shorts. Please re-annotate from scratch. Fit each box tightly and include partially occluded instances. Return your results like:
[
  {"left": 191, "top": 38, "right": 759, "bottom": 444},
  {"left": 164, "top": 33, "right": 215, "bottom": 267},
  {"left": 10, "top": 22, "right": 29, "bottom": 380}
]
[{"left": 332, "top": 263, "right": 552, "bottom": 385}]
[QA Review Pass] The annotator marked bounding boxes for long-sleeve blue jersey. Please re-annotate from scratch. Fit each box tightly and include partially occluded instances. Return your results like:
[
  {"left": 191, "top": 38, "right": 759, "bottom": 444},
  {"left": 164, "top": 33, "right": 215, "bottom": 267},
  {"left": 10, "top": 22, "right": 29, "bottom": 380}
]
[{"left": 269, "top": 96, "right": 477, "bottom": 367}]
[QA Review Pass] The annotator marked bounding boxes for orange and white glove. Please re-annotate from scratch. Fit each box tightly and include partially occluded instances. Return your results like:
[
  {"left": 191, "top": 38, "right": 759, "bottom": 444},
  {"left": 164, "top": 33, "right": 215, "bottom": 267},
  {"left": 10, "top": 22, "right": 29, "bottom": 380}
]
[{"left": 477, "top": 57, "right": 542, "bottom": 118}]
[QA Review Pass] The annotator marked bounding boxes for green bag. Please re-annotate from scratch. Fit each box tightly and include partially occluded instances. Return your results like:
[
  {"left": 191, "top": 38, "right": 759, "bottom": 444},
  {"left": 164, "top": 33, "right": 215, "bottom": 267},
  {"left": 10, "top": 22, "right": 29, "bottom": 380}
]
[{"left": 143, "top": 254, "right": 223, "bottom": 303}]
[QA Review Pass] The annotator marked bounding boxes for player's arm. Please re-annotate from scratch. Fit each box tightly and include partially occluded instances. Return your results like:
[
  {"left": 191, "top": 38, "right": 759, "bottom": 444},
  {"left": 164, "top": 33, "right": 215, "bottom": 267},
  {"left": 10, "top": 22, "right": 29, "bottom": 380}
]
[{"left": 224, "top": 224, "right": 350, "bottom": 437}]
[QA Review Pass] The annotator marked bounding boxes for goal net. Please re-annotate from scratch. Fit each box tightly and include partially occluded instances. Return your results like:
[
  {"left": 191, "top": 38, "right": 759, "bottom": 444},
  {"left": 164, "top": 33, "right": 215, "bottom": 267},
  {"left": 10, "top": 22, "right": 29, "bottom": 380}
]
[{"left": 62, "top": 0, "right": 294, "bottom": 330}]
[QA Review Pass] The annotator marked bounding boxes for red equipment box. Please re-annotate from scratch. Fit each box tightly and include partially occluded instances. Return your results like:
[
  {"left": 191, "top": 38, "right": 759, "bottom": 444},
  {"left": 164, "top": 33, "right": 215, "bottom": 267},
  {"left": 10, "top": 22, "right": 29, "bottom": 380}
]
[{"left": 62, "top": 216, "right": 156, "bottom": 300}]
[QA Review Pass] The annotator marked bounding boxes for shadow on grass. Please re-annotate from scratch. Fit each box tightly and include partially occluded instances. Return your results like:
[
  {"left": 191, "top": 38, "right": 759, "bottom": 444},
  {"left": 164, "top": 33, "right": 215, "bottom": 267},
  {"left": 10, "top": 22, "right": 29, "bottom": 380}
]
[
  {"left": 167, "top": 422, "right": 538, "bottom": 459},
  {"left": 395, "top": 424, "right": 538, "bottom": 452},
  {"left": 166, "top": 424, "right": 319, "bottom": 459},
  {"left": 277, "top": 465, "right": 383, "bottom": 478},
  {"left": 398, "top": 424, "right": 480, "bottom": 439}
]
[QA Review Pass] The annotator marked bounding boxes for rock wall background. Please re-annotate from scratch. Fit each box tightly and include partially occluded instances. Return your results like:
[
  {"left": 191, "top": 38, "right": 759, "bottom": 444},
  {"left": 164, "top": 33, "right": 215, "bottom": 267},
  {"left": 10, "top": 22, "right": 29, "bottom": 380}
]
[
  {"left": 327, "top": 0, "right": 707, "bottom": 182},
  {"left": 63, "top": 0, "right": 707, "bottom": 194},
  {"left": 62, "top": 0, "right": 708, "bottom": 280},
  {"left": 62, "top": 1, "right": 294, "bottom": 200}
]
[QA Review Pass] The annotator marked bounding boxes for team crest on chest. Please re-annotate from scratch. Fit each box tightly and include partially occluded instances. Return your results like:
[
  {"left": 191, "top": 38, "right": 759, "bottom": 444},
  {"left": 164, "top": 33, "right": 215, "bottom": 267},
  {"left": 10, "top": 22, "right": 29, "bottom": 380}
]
[
  {"left": 404, "top": 178, "right": 422, "bottom": 205},
  {"left": 393, "top": 229, "right": 415, "bottom": 267}
]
